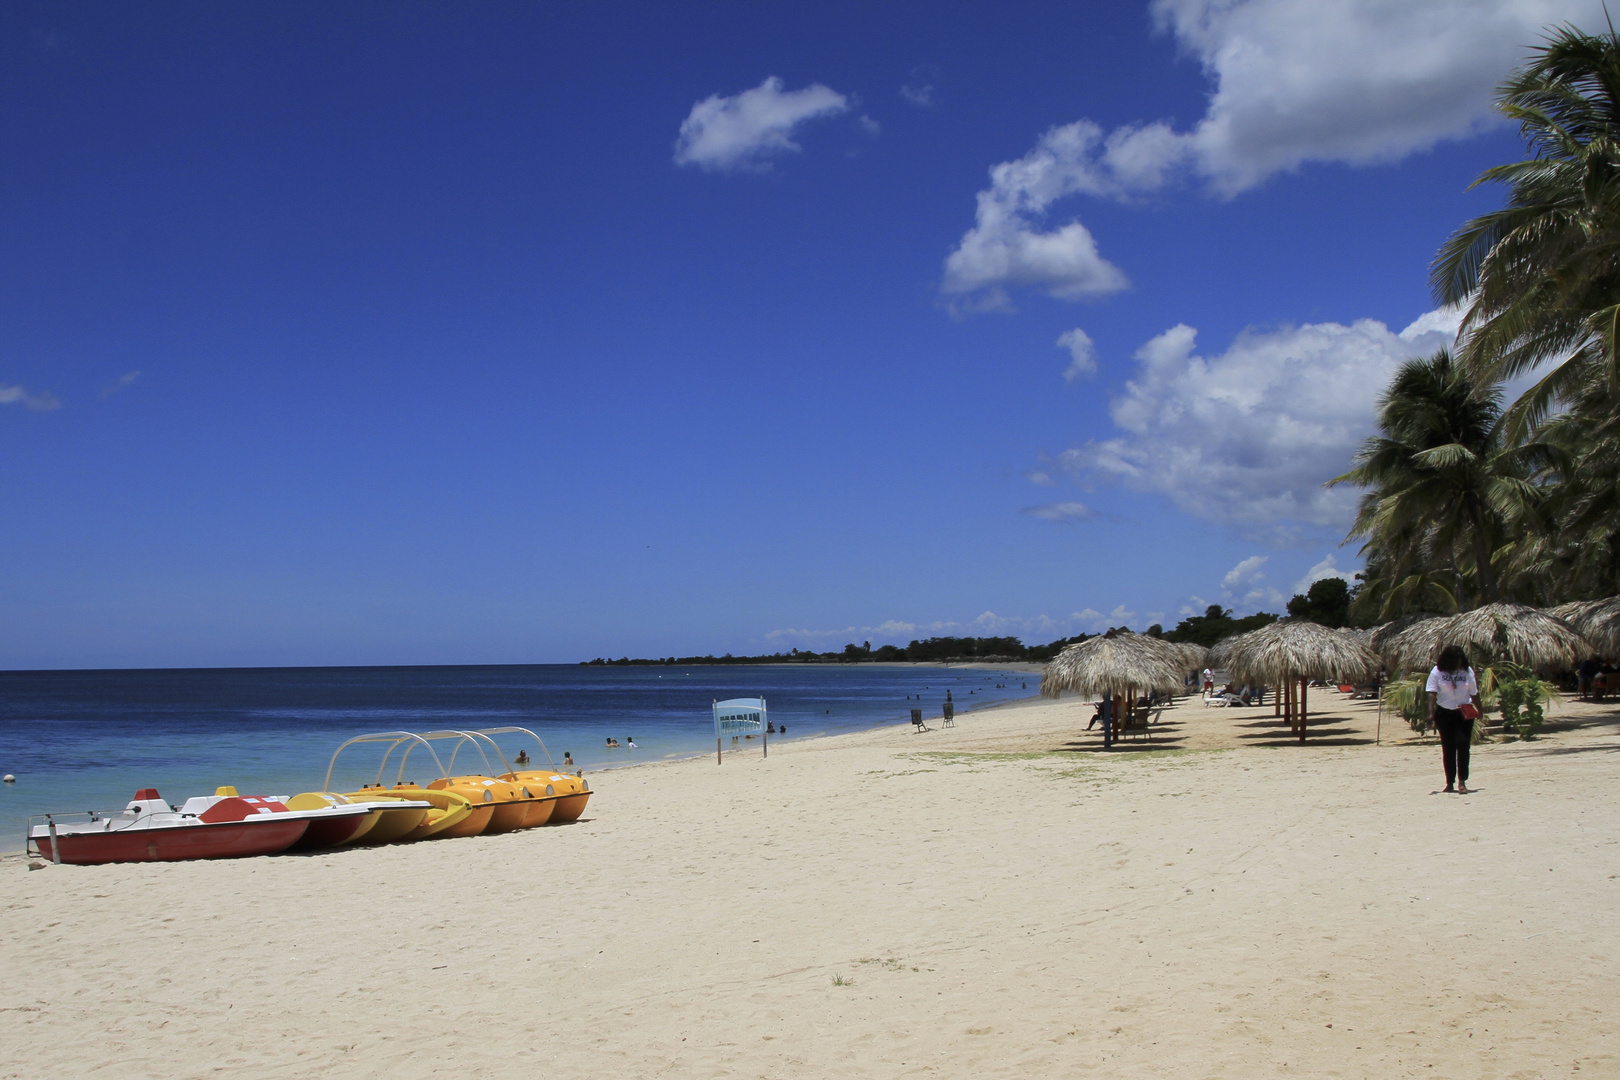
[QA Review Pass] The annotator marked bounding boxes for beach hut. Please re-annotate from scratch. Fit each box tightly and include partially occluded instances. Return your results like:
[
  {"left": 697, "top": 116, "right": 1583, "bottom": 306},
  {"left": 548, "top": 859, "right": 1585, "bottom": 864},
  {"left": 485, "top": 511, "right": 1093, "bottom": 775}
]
[
  {"left": 1040, "top": 631, "right": 1186, "bottom": 748},
  {"left": 1219, "top": 621, "right": 1380, "bottom": 743},
  {"left": 1548, "top": 597, "right": 1620, "bottom": 659},
  {"left": 1382, "top": 602, "right": 1590, "bottom": 676}
]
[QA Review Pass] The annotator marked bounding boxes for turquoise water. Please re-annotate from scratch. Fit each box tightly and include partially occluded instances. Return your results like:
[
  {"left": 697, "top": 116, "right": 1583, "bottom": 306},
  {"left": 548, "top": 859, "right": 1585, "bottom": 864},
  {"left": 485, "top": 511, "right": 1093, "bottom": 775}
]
[{"left": 0, "top": 663, "right": 1035, "bottom": 851}]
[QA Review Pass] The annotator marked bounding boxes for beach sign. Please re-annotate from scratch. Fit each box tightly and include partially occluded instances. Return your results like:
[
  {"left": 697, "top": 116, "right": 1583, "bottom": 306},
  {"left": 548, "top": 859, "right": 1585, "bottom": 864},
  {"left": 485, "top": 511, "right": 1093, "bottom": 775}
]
[{"left": 713, "top": 697, "right": 766, "bottom": 764}]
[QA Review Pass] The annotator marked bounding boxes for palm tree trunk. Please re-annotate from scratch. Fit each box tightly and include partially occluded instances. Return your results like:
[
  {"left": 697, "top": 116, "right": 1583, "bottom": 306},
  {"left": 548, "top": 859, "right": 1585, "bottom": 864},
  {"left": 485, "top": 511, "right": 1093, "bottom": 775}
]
[{"left": 1465, "top": 495, "right": 1500, "bottom": 602}]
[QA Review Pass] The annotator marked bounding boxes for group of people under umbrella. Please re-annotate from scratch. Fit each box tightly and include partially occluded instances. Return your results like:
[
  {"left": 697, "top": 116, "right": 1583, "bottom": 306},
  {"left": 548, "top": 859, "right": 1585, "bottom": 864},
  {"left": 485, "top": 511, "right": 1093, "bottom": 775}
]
[{"left": 1040, "top": 600, "right": 1619, "bottom": 751}]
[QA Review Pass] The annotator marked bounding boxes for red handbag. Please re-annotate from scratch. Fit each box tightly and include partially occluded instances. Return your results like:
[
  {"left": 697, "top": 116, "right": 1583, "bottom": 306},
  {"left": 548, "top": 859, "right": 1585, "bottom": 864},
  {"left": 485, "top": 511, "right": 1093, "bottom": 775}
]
[{"left": 1459, "top": 703, "right": 1481, "bottom": 721}]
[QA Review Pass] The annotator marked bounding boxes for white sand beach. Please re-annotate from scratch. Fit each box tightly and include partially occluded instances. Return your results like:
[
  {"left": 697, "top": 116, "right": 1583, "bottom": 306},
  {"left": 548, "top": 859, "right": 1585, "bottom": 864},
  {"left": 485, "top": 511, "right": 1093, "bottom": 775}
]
[{"left": 3, "top": 690, "right": 1616, "bottom": 1079}]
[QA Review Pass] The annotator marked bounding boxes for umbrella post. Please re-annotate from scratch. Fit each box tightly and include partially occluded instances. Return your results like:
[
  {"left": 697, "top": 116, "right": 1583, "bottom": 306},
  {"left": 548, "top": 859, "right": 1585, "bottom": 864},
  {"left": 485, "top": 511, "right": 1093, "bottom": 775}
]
[
  {"left": 1299, "top": 678, "right": 1308, "bottom": 743},
  {"left": 1102, "top": 690, "right": 1113, "bottom": 749}
]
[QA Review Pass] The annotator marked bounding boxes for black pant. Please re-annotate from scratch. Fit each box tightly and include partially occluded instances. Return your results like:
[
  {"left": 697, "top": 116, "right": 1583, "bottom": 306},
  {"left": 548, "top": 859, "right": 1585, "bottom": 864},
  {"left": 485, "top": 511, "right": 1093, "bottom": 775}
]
[{"left": 1435, "top": 706, "right": 1471, "bottom": 787}]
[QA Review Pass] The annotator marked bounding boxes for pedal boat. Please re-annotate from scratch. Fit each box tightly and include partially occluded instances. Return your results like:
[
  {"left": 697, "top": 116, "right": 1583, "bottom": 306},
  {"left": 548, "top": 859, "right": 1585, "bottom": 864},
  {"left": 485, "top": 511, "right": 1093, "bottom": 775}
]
[
  {"left": 26, "top": 788, "right": 323, "bottom": 865},
  {"left": 322, "top": 731, "right": 489, "bottom": 839},
  {"left": 413, "top": 729, "right": 562, "bottom": 831},
  {"left": 477, "top": 726, "right": 592, "bottom": 823},
  {"left": 282, "top": 791, "right": 434, "bottom": 847},
  {"left": 349, "top": 784, "right": 483, "bottom": 839}
]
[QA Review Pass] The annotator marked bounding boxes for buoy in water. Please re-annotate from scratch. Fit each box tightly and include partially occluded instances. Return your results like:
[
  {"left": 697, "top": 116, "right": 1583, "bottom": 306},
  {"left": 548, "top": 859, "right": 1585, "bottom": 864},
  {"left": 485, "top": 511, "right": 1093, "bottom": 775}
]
[{"left": 2, "top": 774, "right": 14, "bottom": 783}]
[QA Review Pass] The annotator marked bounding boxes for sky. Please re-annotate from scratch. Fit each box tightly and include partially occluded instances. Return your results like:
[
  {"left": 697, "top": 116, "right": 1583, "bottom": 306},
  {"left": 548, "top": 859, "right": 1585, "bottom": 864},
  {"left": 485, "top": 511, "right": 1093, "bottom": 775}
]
[{"left": 0, "top": 0, "right": 1608, "bottom": 669}]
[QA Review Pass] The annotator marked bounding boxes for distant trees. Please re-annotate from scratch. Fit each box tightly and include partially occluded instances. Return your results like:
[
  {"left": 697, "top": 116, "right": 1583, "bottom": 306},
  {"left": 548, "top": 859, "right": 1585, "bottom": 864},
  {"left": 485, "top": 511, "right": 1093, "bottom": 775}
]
[
  {"left": 1285, "top": 578, "right": 1352, "bottom": 628},
  {"left": 1162, "top": 605, "right": 1279, "bottom": 647}
]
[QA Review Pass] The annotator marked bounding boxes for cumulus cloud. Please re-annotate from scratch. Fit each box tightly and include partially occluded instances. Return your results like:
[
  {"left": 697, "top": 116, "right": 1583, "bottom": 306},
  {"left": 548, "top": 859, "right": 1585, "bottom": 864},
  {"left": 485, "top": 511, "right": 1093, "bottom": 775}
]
[
  {"left": 1052, "top": 308, "right": 1459, "bottom": 543},
  {"left": 940, "top": 122, "right": 1132, "bottom": 309},
  {"left": 1022, "top": 500, "right": 1097, "bottom": 522},
  {"left": 1292, "top": 554, "right": 1356, "bottom": 595},
  {"left": 1218, "top": 554, "right": 1286, "bottom": 608},
  {"left": 1152, "top": 0, "right": 1606, "bottom": 195},
  {"left": 942, "top": 0, "right": 1603, "bottom": 305},
  {"left": 1058, "top": 327, "right": 1099, "bottom": 381},
  {"left": 674, "top": 76, "right": 850, "bottom": 172},
  {"left": 0, "top": 383, "right": 61, "bottom": 411},
  {"left": 1222, "top": 555, "right": 1269, "bottom": 591}
]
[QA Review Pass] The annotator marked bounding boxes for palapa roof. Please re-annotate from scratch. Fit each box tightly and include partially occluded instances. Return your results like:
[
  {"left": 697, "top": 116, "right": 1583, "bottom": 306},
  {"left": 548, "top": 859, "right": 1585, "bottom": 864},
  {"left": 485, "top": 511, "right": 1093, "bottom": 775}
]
[
  {"left": 1369, "top": 612, "right": 1448, "bottom": 660},
  {"left": 1040, "top": 631, "right": 1186, "bottom": 699},
  {"left": 1169, "top": 640, "right": 1209, "bottom": 672},
  {"left": 1547, "top": 597, "right": 1620, "bottom": 659},
  {"left": 1218, "top": 620, "right": 1380, "bottom": 686},
  {"left": 1382, "top": 602, "right": 1591, "bottom": 674}
]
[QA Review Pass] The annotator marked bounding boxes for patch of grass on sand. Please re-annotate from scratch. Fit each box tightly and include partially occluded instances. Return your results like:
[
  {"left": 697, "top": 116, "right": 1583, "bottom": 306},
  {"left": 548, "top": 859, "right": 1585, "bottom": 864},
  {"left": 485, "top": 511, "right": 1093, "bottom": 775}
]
[
  {"left": 1109, "top": 748, "right": 1227, "bottom": 764},
  {"left": 902, "top": 751, "right": 1054, "bottom": 767}
]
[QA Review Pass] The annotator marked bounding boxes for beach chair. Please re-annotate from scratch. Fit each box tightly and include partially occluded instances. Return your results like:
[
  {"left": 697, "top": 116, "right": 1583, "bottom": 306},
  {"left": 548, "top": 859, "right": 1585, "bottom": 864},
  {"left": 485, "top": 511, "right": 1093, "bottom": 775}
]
[{"left": 911, "top": 709, "right": 929, "bottom": 733}]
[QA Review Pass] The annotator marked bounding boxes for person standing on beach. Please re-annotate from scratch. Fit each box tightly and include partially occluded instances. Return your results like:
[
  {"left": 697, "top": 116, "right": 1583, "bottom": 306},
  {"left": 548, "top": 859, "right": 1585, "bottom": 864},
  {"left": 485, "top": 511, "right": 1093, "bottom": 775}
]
[{"left": 1426, "top": 645, "right": 1482, "bottom": 794}]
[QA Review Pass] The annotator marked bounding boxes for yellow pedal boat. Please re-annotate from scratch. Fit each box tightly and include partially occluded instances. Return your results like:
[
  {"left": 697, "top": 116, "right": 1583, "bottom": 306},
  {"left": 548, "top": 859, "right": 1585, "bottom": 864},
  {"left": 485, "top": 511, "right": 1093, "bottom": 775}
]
[
  {"left": 284, "top": 791, "right": 433, "bottom": 845},
  {"left": 475, "top": 726, "right": 592, "bottom": 824}
]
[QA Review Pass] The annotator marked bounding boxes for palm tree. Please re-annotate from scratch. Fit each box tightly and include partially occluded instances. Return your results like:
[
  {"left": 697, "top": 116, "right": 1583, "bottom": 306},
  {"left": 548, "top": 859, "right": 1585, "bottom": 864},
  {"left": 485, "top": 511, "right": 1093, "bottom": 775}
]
[
  {"left": 1330, "top": 350, "right": 1537, "bottom": 617},
  {"left": 1432, "top": 22, "right": 1620, "bottom": 437}
]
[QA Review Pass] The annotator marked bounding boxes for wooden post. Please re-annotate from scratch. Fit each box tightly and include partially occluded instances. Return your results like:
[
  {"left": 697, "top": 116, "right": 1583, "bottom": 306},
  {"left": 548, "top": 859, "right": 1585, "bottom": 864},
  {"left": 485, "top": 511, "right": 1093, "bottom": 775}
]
[
  {"left": 717, "top": 737, "right": 722, "bottom": 765},
  {"left": 1274, "top": 684, "right": 1282, "bottom": 717},
  {"left": 1102, "top": 690, "right": 1113, "bottom": 749},
  {"left": 1299, "top": 678, "right": 1308, "bottom": 743}
]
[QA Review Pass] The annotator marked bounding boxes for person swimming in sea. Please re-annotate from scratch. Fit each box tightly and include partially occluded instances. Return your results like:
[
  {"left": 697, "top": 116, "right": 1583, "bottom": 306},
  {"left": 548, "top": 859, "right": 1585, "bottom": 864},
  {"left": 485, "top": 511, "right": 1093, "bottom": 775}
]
[
  {"left": 563, "top": 752, "right": 574, "bottom": 767},
  {"left": 514, "top": 750, "right": 529, "bottom": 765},
  {"left": 606, "top": 737, "right": 619, "bottom": 748}
]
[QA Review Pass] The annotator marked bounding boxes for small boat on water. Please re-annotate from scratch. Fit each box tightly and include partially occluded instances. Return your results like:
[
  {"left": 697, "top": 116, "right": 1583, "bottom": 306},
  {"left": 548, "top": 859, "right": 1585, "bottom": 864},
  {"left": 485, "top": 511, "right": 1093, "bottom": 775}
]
[{"left": 26, "top": 787, "right": 368, "bottom": 865}]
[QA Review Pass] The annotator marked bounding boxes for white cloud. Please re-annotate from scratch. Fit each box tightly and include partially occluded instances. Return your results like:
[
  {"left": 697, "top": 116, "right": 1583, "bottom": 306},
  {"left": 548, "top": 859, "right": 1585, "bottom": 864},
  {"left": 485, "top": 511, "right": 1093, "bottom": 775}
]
[
  {"left": 942, "top": 1, "right": 1603, "bottom": 304},
  {"left": 1152, "top": 0, "right": 1606, "bottom": 195},
  {"left": 674, "top": 76, "right": 850, "bottom": 172},
  {"left": 1222, "top": 555, "right": 1269, "bottom": 591},
  {"left": 940, "top": 121, "right": 1132, "bottom": 308},
  {"left": 1057, "top": 327, "right": 1098, "bottom": 381},
  {"left": 1292, "top": 554, "right": 1356, "bottom": 595},
  {"left": 858, "top": 114, "right": 881, "bottom": 136},
  {"left": 1025, "top": 470, "right": 1057, "bottom": 487},
  {"left": 1022, "top": 500, "right": 1097, "bottom": 522},
  {"left": 0, "top": 383, "right": 61, "bottom": 411},
  {"left": 1216, "top": 555, "right": 1285, "bottom": 610},
  {"left": 1054, "top": 308, "right": 1460, "bottom": 543}
]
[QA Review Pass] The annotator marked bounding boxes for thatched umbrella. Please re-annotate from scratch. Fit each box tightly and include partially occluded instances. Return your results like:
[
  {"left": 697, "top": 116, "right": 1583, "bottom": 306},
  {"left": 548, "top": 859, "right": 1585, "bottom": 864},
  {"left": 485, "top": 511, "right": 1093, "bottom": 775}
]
[
  {"left": 1383, "top": 602, "right": 1590, "bottom": 675},
  {"left": 1170, "top": 641, "right": 1209, "bottom": 678},
  {"left": 1041, "top": 631, "right": 1186, "bottom": 748},
  {"left": 1548, "top": 597, "right": 1620, "bottom": 659},
  {"left": 1219, "top": 620, "right": 1380, "bottom": 742},
  {"left": 1369, "top": 611, "right": 1448, "bottom": 663}
]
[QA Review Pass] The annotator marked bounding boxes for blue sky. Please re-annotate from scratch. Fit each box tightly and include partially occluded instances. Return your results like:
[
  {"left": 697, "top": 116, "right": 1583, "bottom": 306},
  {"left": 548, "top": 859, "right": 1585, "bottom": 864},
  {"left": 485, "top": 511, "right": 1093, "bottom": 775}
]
[{"left": 0, "top": 1, "right": 1604, "bottom": 668}]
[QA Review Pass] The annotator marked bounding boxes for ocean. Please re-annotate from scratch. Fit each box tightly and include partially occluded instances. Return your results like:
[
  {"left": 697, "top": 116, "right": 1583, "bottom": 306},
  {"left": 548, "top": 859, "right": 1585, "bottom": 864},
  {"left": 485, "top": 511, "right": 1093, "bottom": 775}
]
[{"left": 0, "top": 663, "right": 1036, "bottom": 851}]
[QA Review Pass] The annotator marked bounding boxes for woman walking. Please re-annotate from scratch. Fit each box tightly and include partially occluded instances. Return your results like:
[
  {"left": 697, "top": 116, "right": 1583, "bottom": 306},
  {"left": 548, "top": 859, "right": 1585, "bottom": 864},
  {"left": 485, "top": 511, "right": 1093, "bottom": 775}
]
[{"left": 1426, "top": 645, "right": 1483, "bottom": 794}]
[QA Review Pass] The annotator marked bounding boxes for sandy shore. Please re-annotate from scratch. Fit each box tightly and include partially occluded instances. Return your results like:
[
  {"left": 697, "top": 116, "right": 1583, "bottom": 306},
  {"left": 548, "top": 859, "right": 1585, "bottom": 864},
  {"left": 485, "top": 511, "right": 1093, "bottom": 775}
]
[{"left": 3, "top": 689, "right": 1616, "bottom": 1079}]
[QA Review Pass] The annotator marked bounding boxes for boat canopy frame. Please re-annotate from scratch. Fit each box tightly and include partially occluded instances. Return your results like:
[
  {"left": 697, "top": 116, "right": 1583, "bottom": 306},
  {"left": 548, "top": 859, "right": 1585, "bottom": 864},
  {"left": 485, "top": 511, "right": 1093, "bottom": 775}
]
[{"left": 321, "top": 730, "right": 454, "bottom": 792}]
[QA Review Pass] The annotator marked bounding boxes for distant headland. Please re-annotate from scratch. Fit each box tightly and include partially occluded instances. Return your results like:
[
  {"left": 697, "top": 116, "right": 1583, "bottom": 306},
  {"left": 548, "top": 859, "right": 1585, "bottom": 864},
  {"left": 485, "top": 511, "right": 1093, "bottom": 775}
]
[{"left": 580, "top": 605, "right": 1286, "bottom": 666}]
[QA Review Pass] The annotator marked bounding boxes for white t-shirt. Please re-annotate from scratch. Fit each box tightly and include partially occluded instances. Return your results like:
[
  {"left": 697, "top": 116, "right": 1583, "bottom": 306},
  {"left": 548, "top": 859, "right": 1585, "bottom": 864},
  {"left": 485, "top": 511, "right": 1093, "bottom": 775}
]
[{"left": 1426, "top": 666, "right": 1478, "bottom": 711}]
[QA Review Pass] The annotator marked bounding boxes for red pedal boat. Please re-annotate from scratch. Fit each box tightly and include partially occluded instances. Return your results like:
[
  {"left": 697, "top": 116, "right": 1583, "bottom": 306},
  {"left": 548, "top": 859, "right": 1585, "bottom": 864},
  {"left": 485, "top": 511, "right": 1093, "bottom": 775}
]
[{"left": 27, "top": 787, "right": 366, "bottom": 865}]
